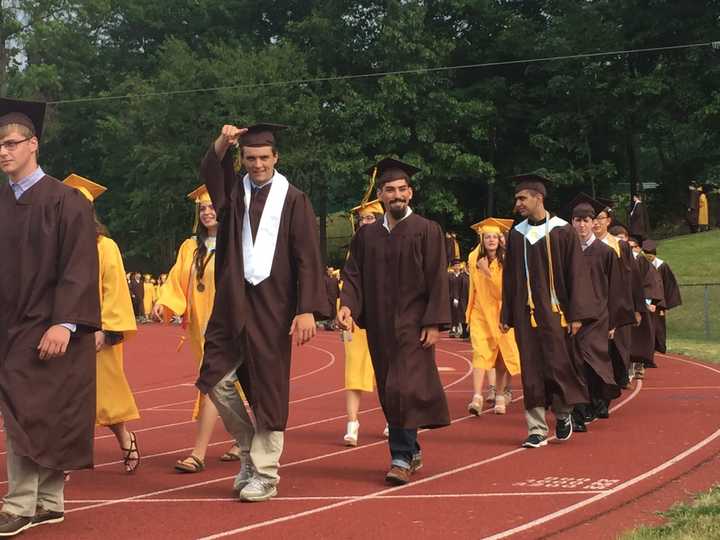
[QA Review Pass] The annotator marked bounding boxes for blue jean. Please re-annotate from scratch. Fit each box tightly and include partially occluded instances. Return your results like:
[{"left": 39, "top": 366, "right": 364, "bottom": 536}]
[{"left": 388, "top": 427, "right": 420, "bottom": 469}]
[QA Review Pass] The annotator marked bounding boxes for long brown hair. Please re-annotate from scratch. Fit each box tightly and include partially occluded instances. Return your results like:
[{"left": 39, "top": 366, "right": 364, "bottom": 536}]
[
  {"left": 193, "top": 222, "right": 211, "bottom": 286},
  {"left": 478, "top": 232, "right": 505, "bottom": 267},
  {"left": 94, "top": 209, "right": 109, "bottom": 239}
]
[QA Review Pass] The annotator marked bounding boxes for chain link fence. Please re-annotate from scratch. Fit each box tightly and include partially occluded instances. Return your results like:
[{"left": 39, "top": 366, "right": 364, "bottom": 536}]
[{"left": 666, "top": 284, "right": 720, "bottom": 360}]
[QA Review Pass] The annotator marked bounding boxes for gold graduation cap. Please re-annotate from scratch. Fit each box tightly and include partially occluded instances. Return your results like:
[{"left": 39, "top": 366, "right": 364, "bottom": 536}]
[
  {"left": 351, "top": 199, "right": 384, "bottom": 217},
  {"left": 471, "top": 217, "right": 514, "bottom": 235},
  {"left": 62, "top": 173, "right": 107, "bottom": 202},
  {"left": 187, "top": 184, "right": 212, "bottom": 233}
]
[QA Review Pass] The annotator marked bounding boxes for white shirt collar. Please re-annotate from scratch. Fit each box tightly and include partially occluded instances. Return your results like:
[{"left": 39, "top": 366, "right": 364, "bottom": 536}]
[
  {"left": 581, "top": 233, "right": 596, "bottom": 251},
  {"left": 383, "top": 206, "right": 413, "bottom": 232}
]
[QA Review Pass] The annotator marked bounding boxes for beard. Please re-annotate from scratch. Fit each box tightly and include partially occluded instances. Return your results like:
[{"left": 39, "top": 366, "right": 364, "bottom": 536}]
[{"left": 388, "top": 199, "right": 407, "bottom": 220}]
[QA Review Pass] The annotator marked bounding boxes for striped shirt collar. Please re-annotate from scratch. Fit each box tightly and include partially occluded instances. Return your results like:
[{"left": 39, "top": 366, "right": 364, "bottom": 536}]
[{"left": 8, "top": 167, "right": 45, "bottom": 199}]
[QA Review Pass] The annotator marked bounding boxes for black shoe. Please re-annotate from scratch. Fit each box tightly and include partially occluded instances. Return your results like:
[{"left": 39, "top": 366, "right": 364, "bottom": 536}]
[
  {"left": 579, "top": 404, "right": 596, "bottom": 424},
  {"left": 0, "top": 511, "right": 33, "bottom": 536},
  {"left": 521, "top": 434, "right": 548, "bottom": 448},
  {"left": 30, "top": 506, "right": 64, "bottom": 528},
  {"left": 556, "top": 416, "right": 573, "bottom": 441},
  {"left": 594, "top": 400, "right": 610, "bottom": 419},
  {"left": 571, "top": 412, "right": 587, "bottom": 433},
  {"left": 645, "top": 361, "right": 658, "bottom": 368}
]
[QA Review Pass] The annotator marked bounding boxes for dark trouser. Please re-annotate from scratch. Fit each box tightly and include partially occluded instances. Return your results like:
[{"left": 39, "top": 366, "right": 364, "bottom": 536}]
[{"left": 388, "top": 427, "right": 420, "bottom": 469}]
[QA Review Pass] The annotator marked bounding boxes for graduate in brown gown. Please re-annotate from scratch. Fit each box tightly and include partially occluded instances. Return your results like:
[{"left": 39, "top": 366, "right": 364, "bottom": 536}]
[
  {"left": 197, "top": 123, "right": 327, "bottom": 502},
  {"left": 641, "top": 240, "right": 682, "bottom": 354},
  {"left": 594, "top": 214, "right": 643, "bottom": 389},
  {"left": 568, "top": 194, "right": 623, "bottom": 431},
  {"left": 323, "top": 266, "right": 340, "bottom": 325},
  {"left": 687, "top": 182, "right": 700, "bottom": 233},
  {"left": 338, "top": 158, "right": 451, "bottom": 486},
  {"left": 448, "top": 259, "right": 469, "bottom": 338},
  {"left": 628, "top": 194, "right": 651, "bottom": 240},
  {"left": 0, "top": 98, "right": 100, "bottom": 534},
  {"left": 129, "top": 272, "right": 145, "bottom": 319},
  {"left": 500, "top": 174, "right": 595, "bottom": 449},
  {"left": 627, "top": 237, "right": 665, "bottom": 376}
]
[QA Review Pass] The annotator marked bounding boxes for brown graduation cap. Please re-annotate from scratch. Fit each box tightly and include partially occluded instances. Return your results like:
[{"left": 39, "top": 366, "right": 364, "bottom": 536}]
[
  {"left": 366, "top": 157, "right": 421, "bottom": 188},
  {"left": 641, "top": 239, "right": 657, "bottom": 254},
  {"left": 569, "top": 192, "right": 606, "bottom": 219},
  {"left": 0, "top": 98, "right": 47, "bottom": 140},
  {"left": 512, "top": 172, "right": 552, "bottom": 197},
  {"left": 239, "top": 123, "right": 288, "bottom": 147}
]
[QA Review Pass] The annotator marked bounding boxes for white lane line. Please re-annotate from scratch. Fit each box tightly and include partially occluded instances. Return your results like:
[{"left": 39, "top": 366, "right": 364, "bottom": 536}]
[
  {"left": 641, "top": 386, "right": 720, "bottom": 390},
  {"left": 482, "top": 355, "right": 720, "bottom": 539},
  {"left": 482, "top": 426, "right": 720, "bottom": 539},
  {"left": 194, "top": 382, "right": 641, "bottom": 539},
  {"left": 65, "top": 491, "right": 609, "bottom": 504},
  {"left": 62, "top": 349, "right": 473, "bottom": 514},
  {"left": 140, "top": 345, "right": 338, "bottom": 412},
  {"left": 133, "top": 382, "right": 197, "bottom": 395}
]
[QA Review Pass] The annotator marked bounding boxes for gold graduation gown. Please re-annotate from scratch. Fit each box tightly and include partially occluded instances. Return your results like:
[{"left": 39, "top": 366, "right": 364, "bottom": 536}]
[
  {"left": 96, "top": 236, "right": 140, "bottom": 426},
  {"left": 340, "top": 282, "right": 375, "bottom": 392},
  {"left": 699, "top": 193, "right": 709, "bottom": 226},
  {"left": 466, "top": 247, "right": 520, "bottom": 374},
  {"left": 158, "top": 237, "right": 217, "bottom": 419},
  {"left": 143, "top": 281, "right": 155, "bottom": 316}
]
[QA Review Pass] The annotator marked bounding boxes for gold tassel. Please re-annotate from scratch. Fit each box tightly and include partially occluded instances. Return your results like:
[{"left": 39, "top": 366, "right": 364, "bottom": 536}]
[
  {"left": 361, "top": 167, "right": 378, "bottom": 205},
  {"left": 559, "top": 310, "right": 567, "bottom": 328},
  {"left": 530, "top": 310, "right": 538, "bottom": 328},
  {"left": 192, "top": 203, "right": 200, "bottom": 234}
]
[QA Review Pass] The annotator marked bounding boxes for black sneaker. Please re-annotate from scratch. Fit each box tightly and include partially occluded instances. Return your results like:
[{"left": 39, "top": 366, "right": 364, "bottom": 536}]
[
  {"left": 556, "top": 415, "right": 573, "bottom": 441},
  {"left": 521, "top": 434, "right": 548, "bottom": 448},
  {"left": 30, "top": 506, "right": 64, "bottom": 528},
  {"left": 0, "top": 511, "right": 32, "bottom": 536},
  {"left": 571, "top": 411, "right": 587, "bottom": 433},
  {"left": 594, "top": 399, "right": 610, "bottom": 419}
]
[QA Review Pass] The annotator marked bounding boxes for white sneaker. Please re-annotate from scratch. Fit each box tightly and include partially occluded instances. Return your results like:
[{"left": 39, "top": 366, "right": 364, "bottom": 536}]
[
  {"left": 343, "top": 420, "right": 360, "bottom": 447},
  {"left": 383, "top": 424, "right": 389, "bottom": 438},
  {"left": 232, "top": 455, "right": 256, "bottom": 493},
  {"left": 239, "top": 476, "right": 278, "bottom": 502}
]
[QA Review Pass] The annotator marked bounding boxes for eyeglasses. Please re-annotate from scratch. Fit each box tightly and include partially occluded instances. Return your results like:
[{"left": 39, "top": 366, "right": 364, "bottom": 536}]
[{"left": 0, "top": 138, "right": 31, "bottom": 152}]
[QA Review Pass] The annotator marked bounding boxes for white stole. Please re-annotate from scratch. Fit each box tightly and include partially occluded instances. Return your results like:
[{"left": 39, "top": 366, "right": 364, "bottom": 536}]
[
  {"left": 242, "top": 171, "right": 290, "bottom": 285},
  {"left": 514, "top": 215, "right": 567, "bottom": 245}
]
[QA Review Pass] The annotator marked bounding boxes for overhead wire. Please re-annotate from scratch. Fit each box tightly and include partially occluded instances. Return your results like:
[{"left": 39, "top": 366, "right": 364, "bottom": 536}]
[{"left": 47, "top": 41, "right": 719, "bottom": 105}]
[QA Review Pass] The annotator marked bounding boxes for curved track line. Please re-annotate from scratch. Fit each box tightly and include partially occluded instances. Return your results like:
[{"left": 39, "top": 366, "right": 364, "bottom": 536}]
[
  {"left": 63, "top": 348, "right": 473, "bottom": 514},
  {"left": 481, "top": 355, "right": 720, "bottom": 539},
  {"left": 194, "top": 381, "right": 642, "bottom": 539}
]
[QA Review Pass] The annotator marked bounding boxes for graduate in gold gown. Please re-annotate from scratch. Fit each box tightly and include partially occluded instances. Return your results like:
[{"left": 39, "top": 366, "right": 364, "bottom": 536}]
[
  {"left": 342, "top": 198, "right": 386, "bottom": 446},
  {"left": 62, "top": 174, "right": 140, "bottom": 473},
  {"left": 142, "top": 274, "right": 156, "bottom": 321},
  {"left": 466, "top": 218, "right": 521, "bottom": 415},
  {"left": 153, "top": 185, "right": 240, "bottom": 473}
]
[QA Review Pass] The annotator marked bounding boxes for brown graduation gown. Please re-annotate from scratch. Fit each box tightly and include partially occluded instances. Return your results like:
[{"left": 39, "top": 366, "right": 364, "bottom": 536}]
[
  {"left": 340, "top": 213, "right": 451, "bottom": 429},
  {"left": 197, "top": 146, "right": 328, "bottom": 431},
  {"left": 575, "top": 239, "right": 621, "bottom": 400},
  {"left": 631, "top": 255, "right": 664, "bottom": 365},
  {"left": 323, "top": 274, "right": 340, "bottom": 320},
  {"left": 0, "top": 176, "right": 100, "bottom": 470},
  {"left": 628, "top": 201, "right": 650, "bottom": 240},
  {"left": 687, "top": 187, "right": 700, "bottom": 231},
  {"left": 654, "top": 260, "right": 682, "bottom": 353},
  {"left": 605, "top": 237, "right": 644, "bottom": 379},
  {"left": 501, "top": 216, "right": 596, "bottom": 410},
  {"left": 448, "top": 271, "right": 468, "bottom": 327}
]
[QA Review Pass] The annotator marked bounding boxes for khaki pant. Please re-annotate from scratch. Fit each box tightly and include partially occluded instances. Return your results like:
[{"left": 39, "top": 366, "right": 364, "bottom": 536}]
[
  {"left": 525, "top": 395, "right": 572, "bottom": 437},
  {"left": 2, "top": 436, "right": 64, "bottom": 517},
  {"left": 209, "top": 366, "right": 284, "bottom": 482}
]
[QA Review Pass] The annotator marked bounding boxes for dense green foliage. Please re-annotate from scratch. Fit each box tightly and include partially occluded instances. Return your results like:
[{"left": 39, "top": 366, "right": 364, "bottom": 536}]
[{"left": 2, "top": 0, "right": 719, "bottom": 270}]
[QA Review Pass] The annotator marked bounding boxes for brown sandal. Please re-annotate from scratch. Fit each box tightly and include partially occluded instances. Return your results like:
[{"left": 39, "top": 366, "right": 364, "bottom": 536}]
[
  {"left": 220, "top": 446, "right": 242, "bottom": 462},
  {"left": 121, "top": 432, "right": 140, "bottom": 474},
  {"left": 174, "top": 455, "right": 205, "bottom": 473}
]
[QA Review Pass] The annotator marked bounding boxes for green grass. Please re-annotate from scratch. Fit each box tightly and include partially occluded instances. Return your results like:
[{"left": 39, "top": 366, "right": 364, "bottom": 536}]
[
  {"left": 620, "top": 485, "right": 720, "bottom": 540},
  {"left": 659, "top": 229, "right": 720, "bottom": 363}
]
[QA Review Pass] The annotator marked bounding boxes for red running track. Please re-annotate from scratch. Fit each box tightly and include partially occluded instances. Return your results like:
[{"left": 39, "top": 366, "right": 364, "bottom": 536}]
[{"left": 3, "top": 325, "right": 719, "bottom": 539}]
